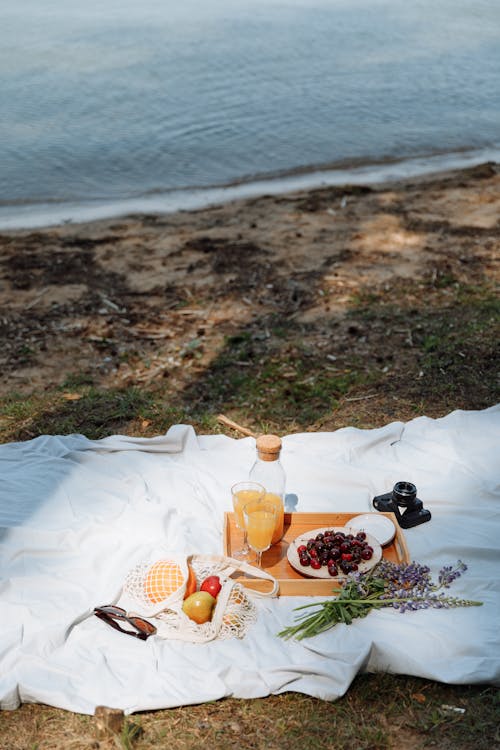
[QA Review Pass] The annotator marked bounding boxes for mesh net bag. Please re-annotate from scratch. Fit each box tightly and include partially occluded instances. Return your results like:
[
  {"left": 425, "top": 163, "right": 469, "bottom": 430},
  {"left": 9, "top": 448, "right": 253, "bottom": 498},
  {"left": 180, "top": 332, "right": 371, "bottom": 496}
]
[
  {"left": 122, "top": 554, "right": 278, "bottom": 643},
  {"left": 124, "top": 556, "right": 191, "bottom": 616}
]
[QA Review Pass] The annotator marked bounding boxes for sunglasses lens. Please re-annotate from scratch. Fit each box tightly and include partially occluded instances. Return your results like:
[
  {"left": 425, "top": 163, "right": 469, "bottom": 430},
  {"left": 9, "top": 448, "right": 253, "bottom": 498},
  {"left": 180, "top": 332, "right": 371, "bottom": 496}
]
[
  {"left": 95, "top": 606, "right": 156, "bottom": 639},
  {"left": 95, "top": 605, "right": 126, "bottom": 617},
  {"left": 131, "top": 617, "right": 157, "bottom": 635}
]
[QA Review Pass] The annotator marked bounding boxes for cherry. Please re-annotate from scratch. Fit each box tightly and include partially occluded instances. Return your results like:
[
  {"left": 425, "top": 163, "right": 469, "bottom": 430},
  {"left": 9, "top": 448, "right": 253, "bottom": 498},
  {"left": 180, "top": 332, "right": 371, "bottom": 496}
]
[{"left": 295, "top": 527, "right": 376, "bottom": 574}]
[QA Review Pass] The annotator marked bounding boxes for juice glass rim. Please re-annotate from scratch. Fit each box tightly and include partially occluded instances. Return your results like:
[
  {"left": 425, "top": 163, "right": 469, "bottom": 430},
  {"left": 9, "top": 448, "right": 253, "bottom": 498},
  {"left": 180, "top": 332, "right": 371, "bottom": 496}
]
[{"left": 231, "top": 481, "right": 266, "bottom": 496}]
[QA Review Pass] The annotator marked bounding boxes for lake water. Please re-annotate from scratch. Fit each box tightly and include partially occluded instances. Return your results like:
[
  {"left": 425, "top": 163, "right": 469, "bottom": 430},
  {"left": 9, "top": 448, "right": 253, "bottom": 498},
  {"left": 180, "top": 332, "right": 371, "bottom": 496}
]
[{"left": 1, "top": 0, "right": 500, "bottom": 228}]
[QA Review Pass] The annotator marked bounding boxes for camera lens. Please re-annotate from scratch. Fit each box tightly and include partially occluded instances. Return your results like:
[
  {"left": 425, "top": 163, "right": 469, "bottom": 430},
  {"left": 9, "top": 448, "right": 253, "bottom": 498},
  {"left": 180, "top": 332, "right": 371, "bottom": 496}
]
[{"left": 393, "top": 481, "right": 417, "bottom": 506}]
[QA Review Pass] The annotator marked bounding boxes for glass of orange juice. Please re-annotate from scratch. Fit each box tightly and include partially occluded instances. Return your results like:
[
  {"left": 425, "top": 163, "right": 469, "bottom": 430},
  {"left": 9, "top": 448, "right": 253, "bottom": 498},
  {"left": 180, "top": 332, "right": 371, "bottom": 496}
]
[
  {"left": 243, "top": 501, "right": 276, "bottom": 568},
  {"left": 231, "top": 481, "right": 265, "bottom": 559}
]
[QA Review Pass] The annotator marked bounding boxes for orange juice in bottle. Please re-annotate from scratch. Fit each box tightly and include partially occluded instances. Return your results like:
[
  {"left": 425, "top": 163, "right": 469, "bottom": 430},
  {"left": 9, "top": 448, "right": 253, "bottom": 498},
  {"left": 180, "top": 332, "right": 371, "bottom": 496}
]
[
  {"left": 249, "top": 434, "right": 285, "bottom": 545},
  {"left": 263, "top": 492, "right": 284, "bottom": 544}
]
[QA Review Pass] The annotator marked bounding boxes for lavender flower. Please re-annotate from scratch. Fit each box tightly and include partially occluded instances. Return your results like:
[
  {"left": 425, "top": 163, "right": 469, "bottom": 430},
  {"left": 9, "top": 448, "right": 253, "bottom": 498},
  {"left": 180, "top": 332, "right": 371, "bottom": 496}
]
[
  {"left": 278, "top": 559, "right": 482, "bottom": 641},
  {"left": 438, "top": 560, "right": 467, "bottom": 588}
]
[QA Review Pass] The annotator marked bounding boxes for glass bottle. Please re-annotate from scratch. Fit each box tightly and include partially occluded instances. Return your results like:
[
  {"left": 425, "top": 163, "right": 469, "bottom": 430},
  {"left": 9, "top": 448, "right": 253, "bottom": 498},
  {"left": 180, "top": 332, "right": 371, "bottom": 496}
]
[{"left": 249, "top": 434, "right": 285, "bottom": 544}]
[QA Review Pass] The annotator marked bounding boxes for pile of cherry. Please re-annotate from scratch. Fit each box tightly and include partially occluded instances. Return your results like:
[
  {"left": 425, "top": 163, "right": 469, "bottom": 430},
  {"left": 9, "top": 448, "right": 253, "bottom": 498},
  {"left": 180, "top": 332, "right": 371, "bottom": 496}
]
[{"left": 296, "top": 529, "right": 374, "bottom": 576}]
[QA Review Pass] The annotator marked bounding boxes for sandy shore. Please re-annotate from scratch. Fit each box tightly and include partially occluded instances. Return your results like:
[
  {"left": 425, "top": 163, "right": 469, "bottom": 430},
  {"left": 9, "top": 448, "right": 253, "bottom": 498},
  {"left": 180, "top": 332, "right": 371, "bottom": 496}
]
[{"left": 1, "top": 161, "right": 499, "bottom": 408}]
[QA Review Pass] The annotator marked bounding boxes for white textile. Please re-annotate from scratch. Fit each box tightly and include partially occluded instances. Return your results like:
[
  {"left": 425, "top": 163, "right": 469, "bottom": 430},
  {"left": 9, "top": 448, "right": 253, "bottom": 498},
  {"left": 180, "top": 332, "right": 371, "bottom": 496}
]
[{"left": 1, "top": 406, "right": 499, "bottom": 714}]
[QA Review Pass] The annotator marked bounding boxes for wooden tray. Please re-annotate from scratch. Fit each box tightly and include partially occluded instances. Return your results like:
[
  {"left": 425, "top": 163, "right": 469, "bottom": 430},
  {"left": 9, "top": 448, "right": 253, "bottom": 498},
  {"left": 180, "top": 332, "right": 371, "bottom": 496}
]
[{"left": 223, "top": 511, "right": 410, "bottom": 596}]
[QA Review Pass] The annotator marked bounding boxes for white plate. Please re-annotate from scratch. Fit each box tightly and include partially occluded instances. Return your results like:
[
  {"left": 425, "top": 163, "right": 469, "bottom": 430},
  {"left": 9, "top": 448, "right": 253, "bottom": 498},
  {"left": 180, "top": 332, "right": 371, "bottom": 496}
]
[
  {"left": 346, "top": 514, "right": 396, "bottom": 546},
  {"left": 287, "top": 526, "right": 382, "bottom": 579}
]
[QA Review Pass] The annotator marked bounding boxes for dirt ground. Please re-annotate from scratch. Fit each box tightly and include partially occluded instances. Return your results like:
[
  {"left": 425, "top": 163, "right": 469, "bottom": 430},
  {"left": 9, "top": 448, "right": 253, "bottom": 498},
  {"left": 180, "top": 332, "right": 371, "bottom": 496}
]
[{"left": 0, "top": 161, "right": 499, "bottom": 442}]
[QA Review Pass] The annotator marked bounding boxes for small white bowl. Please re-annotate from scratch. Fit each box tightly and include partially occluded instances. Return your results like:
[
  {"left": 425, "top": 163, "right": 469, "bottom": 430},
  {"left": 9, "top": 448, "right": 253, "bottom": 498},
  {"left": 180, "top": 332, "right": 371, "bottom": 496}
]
[{"left": 346, "top": 513, "right": 396, "bottom": 546}]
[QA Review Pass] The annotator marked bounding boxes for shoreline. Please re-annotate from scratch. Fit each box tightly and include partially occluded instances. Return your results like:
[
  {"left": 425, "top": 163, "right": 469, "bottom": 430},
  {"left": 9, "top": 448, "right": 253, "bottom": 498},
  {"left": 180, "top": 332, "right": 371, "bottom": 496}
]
[
  {"left": 1, "top": 146, "right": 500, "bottom": 231},
  {"left": 0, "top": 159, "right": 498, "bottom": 418}
]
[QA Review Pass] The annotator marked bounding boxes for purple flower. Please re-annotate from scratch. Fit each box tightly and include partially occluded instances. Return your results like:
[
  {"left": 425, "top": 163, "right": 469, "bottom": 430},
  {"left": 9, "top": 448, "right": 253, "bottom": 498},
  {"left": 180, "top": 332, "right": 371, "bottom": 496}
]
[
  {"left": 438, "top": 560, "right": 467, "bottom": 588},
  {"left": 279, "top": 559, "right": 482, "bottom": 641}
]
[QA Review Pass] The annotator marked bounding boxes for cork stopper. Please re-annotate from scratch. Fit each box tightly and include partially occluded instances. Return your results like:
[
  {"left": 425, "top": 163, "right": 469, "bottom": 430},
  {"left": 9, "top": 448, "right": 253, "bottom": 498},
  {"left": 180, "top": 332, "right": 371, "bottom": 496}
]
[{"left": 256, "top": 434, "right": 282, "bottom": 461}]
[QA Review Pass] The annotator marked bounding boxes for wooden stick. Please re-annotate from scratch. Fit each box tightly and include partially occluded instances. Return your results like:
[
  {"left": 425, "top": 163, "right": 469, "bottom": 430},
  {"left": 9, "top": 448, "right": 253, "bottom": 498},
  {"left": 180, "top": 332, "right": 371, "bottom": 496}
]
[
  {"left": 94, "top": 706, "right": 124, "bottom": 739},
  {"left": 343, "top": 394, "right": 377, "bottom": 402},
  {"left": 217, "top": 414, "right": 257, "bottom": 438}
]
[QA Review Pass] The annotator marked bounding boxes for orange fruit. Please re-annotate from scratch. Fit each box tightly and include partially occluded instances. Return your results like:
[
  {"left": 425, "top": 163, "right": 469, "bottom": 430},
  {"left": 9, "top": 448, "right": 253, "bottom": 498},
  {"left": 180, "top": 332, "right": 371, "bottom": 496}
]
[{"left": 144, "top": 560, "right": 197, "bottom": 603}]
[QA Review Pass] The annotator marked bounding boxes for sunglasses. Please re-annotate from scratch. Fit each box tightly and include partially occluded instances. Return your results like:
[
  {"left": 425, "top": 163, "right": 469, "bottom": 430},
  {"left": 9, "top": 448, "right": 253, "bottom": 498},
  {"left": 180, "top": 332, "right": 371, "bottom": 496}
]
[{"left": 94, "top": 605, "right": 157, "bottom": 641}]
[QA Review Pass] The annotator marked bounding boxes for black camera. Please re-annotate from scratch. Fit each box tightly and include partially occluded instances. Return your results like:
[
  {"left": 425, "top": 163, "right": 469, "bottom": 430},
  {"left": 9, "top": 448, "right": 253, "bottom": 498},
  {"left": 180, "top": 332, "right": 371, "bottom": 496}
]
[{"left": 372, "top": 481, "right": 431, "bottom": 529}]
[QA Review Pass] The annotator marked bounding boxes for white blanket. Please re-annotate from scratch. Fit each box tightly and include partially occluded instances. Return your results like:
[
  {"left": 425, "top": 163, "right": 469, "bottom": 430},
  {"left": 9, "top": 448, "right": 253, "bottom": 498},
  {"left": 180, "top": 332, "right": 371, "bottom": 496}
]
[{"left": 1, "top": 407, "right": 499, "bottom": 714}]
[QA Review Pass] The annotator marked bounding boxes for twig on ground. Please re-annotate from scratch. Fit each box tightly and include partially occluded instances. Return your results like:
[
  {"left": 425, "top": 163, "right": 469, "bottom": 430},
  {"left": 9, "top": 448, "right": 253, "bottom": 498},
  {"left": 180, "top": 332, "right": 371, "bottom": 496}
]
[
  {"left": 217, "top": 414, "right": 257, "bottom": 438},
  {"left": 343, "top": 394, "right": 377, "bottom": 402}
]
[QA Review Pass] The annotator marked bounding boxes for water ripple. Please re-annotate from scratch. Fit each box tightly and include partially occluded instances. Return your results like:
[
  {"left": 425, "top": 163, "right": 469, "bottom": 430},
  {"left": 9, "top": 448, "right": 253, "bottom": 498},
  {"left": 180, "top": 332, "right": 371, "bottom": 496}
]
[{"left": 1, "top": 0, "right": 499, "bottom": 212}]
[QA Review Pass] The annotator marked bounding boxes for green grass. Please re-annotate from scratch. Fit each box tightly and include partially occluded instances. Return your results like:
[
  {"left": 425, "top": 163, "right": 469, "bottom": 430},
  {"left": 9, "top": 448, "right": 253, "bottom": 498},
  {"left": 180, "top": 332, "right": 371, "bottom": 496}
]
[
  {"left": 1, "top": 283, "right": 498, "bottom": 444},
  {"left": 192, "top": 353, "right": 364, "bottom": 423},
  {"left": 0, "top": 387, "right": 177, "bottom": 442},
  {"left": 0, "top": 676, "right": 498, "bottom": 750},
  {"left": 346, "top": 283, "right": 500, "bottom": 413}
]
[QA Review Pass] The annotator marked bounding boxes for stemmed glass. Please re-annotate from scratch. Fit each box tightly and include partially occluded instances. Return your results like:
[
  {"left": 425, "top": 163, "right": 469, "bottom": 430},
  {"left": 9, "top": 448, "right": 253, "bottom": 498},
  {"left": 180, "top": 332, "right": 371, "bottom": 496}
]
[
  {"left": 231, "top": 481, "right": 265, "bottom": 559},
  {"left": 243, "top": 501, "right": 276, "bottom": 568}
]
